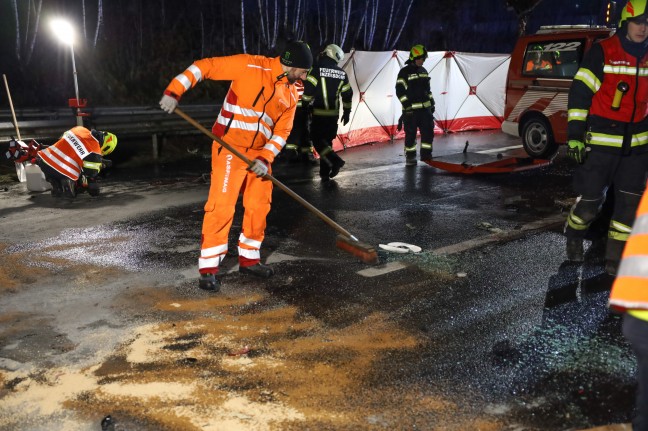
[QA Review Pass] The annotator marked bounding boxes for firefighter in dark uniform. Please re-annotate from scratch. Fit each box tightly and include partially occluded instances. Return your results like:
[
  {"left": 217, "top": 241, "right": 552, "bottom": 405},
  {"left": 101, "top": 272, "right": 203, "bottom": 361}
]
[
  {"left": 396, "top": 44, "right": 435, "bottom": 166},
  {"left": 302, "top": 44, "right": 353, "bottom": 181},
  {"left": 565, "top": 0, "right": 648, "bottom": 275},
  {"left": 283, "top": 78, "right": 316, "bottom": 163}
]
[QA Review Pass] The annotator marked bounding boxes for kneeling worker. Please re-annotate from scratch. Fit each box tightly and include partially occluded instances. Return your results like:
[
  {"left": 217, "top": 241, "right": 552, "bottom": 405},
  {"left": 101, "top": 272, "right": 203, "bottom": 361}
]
[{"left": 36, "top": 126, "right": 117, "bottom": 198}]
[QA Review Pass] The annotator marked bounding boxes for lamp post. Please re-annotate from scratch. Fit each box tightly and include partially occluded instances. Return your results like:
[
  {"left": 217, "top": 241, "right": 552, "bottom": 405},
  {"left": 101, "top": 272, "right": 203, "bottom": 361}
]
[{"left": 50, "top": 18, "right": 84, "bottom": 127}]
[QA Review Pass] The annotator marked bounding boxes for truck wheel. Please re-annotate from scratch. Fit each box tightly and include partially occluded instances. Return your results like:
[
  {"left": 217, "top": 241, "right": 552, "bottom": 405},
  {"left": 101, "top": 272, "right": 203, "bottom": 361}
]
[{"left": 521, "top": 117, "right": 557, "bottom": 159}]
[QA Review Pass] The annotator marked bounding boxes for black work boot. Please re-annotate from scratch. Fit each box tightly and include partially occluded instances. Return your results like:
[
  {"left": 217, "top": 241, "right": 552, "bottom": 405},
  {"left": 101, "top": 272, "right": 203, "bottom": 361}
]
[
  {"left": 566, "top": 238, "right": 584, "bottom": 262},
  {"left": 605, "top": 260, "right": 619, "bottom": 276},
  {"left": 330, "top": 157, "right": 345, "bottom": 178},
  {"left": 319, "top": 159, "right": 332, "bottom": 181},
  {"left": 239, "top": 263, "right": 274, "bottom": 278},
  {"left": 49, "top": 179, "right": 63, "bottom": 197},
  {"left": 405, "top": 152, "right": 417, "bottom": 166},
  {"left": 198, "top": 273, "right": 221, "bottom": 291},
  {"left": 62, "top": 178, "right": 77, "bottom": 198}
]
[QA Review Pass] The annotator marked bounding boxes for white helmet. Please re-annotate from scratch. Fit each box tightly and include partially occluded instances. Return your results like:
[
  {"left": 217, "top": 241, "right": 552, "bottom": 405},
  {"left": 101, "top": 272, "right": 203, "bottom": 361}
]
[{"left": 323, "top": 44, "right": 344, "bottom": 62}]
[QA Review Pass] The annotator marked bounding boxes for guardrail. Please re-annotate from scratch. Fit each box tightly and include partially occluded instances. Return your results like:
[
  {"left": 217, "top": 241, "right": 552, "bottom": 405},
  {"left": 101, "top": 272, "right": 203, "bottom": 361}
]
[{"left": 0, "top": 104, "right": 221, "bottom": 143}]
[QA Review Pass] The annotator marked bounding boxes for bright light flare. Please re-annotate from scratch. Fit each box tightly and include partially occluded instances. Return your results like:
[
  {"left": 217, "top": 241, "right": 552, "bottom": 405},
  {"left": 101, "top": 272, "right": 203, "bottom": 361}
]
[{"left": 50, "top": 18, "right": 75, "bottom": 46}]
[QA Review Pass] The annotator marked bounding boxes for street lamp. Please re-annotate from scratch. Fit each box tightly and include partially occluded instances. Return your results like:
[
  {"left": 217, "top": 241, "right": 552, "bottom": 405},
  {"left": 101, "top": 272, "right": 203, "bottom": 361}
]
[{"left": 50, "top": 18, "right": 84, "bottom": 127}]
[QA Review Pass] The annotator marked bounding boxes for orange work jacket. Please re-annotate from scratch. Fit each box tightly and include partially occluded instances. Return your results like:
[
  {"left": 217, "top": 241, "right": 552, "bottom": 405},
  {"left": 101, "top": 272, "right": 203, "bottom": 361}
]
[
  {"left": 525, "top": 59, "right": 552, "bottom": 72},
  {"left": 165, "top": 54, "right": 298, "bottom": 163},
  {"left": 38, "top": 126, "right": 103, "bottom": 180},
  {"left": 609, "top": 189, "right": 648, "bottom": 316}
]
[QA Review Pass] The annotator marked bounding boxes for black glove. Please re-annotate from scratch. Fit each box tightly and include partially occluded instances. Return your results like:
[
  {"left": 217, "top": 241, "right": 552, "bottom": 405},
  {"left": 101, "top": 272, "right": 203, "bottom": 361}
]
[
  {"left": 102, "top": 158, "right": 113, "bottom": 169},
  {"left": 397, "top": 115, "right": 403, "bottom": 132},
  {"left": 341, "top": 109, "right": 351, "bottom": 126}
]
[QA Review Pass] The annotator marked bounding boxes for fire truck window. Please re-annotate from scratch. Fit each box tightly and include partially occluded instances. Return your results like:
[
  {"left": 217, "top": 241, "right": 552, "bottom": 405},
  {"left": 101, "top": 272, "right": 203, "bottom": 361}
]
[{"left": 523, "top": 41, "right": 584, "bottom": 78}]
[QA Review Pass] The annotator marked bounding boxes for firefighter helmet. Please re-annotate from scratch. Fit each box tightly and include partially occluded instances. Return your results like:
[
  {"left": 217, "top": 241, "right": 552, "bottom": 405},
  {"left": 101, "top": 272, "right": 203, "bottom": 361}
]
[
  {"left": 323, "top": 44, "right": 344, "bottom": 62},
  {"left": 409, "top": 44, "right": 428, "bottom": 61},
  {"left": 100, "top": 132, "right": 117, "bottom": 156},
  {"left": 620, "top": 0, "right": 648, "bottom": 26}
]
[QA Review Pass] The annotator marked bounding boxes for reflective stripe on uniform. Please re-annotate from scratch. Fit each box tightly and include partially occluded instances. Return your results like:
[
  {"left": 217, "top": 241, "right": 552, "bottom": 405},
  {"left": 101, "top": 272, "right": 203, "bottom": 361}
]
[
  {"left": 568, "top": 212, "right": 588, "bottom": 230},
  {"left": 574, "top": 68, "right": 601, "bottom": 93},
  {"left": 568, "top": 108, "right": 588, "bottom": 122},
  {"left": 603, "top": 65, "right": 648, "bottom": 76},
  {"left": 222, "top": 101, "right": 274, "bottom": 128},
  {"left": 264, "top": 134, "right": 287, "bottom": 156},
  {"left": 41, "top": 146, "right": 81, "bottom": 177},
  {"left": 238, "top": 247, "right": 260, "bottom": 260},
  {"left": 199, "top": 244, "right": 228, "bottom": 270},
  {"left": 83, "top": 161, "right": 102, "bottom": 171},
  {"left": 587, "top": 131, "right": 648, "bottom": 148},
  {"left": 239, "top": 233, "right": 262, "bottom": 249}
]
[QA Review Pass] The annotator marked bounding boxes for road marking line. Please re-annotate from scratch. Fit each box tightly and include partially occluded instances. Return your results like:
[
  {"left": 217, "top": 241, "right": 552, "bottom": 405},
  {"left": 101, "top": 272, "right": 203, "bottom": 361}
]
[
  {"left": 432, "top": 214, "right": 565, "bottom": 255},
  {"left": 358, "top": 261, "right": 408, "bottom": 277}
]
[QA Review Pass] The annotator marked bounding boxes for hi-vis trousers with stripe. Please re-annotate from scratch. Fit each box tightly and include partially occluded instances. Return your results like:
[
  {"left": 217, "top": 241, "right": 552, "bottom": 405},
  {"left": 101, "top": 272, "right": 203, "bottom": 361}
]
[{"left": 199, "top": 143, "right": 272, "bottom": 274}]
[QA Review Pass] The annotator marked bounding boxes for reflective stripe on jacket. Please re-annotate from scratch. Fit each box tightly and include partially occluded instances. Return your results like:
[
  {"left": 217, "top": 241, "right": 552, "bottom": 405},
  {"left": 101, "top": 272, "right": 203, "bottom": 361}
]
[
  {"left": 395, "top": 62, "right": 434, "bottom": 112},
  {"left": 38, "top": 126, "right": 102, "bottom": 180},
  {"left": 609, "top": 190, "right": 648, "bottom": 318},
  {"left": 302, "top": 56, "right": 352, "bottom": 117},
  {"left": 568, "top": 35, "right": 648, "bottom": 153},
  {"left": 165, "top": 54, "right": 298, "bottom": 163}
]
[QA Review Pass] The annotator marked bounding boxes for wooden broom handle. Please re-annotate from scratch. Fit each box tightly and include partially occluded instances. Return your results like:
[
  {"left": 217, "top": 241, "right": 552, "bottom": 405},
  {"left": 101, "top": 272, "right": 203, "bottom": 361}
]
[
  {"left": 3, "top": 74, "right": 21, "bottom": 140},
  {"left": 174, "top": 107, "right": 356, "bottom": 241}
]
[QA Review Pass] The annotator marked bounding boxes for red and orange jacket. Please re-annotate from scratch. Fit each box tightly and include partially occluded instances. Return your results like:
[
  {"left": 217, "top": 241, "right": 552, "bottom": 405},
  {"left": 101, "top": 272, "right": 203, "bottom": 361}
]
[
  {"left": 609, "top": 189, "right": 648, "bottom": 320},
  {"left": 38, "top": 127, "right": 103, "bottom": 180},
  {"left": 165, "top": 54, "right": 299, "bottom": 163},
  {"left": 568, "top": 34, "right": 648, "bottom": 154}
]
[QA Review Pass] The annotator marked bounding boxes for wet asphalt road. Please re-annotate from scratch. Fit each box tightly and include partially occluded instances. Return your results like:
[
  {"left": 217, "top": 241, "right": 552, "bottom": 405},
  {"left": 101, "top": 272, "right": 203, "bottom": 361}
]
[{"left": 0, "top": 130, "right": 636, "bottom": 430}]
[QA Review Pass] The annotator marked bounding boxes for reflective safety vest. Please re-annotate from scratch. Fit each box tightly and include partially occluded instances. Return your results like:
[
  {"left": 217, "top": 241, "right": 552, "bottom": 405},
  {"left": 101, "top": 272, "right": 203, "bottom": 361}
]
[
  {"left": 165, "top": 54, "right": 298, "bottom": 163},
  {"left": 609, "top": 189, "right": 648, "bottom": 320},
  {"left": 38, "top": 126, "right": 103, "bottom": 180},
  {"left": 571, "top": 36, "right": 648, "bottom": 151}
]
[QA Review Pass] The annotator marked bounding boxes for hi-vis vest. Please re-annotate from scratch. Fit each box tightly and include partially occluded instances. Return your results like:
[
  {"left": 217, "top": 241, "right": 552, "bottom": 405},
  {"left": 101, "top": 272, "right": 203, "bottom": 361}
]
[
  {"left": 165, "top": 54, "right": 298, "bottom": 163},
  {"left": 38, "top": 126, "right": 102, "bottom": 180},
  {"left": 589, "top": 37, "right": 648, "bottom": 122},
  {"left": 609, "top": 189, "right": 648, "bottom": 320},
  {"left": 579, "top": 36, "right": 648, "bottom": 150}
]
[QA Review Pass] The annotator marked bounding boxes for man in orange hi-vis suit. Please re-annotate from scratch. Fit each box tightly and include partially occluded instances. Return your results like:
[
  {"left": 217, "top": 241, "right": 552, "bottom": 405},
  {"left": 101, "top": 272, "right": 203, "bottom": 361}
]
[
  {"left": 609, "top": 188, "right": 648, "bottom": 430},
  {"left": 159, "top": 41, "right": 313, "bottom": 292}
]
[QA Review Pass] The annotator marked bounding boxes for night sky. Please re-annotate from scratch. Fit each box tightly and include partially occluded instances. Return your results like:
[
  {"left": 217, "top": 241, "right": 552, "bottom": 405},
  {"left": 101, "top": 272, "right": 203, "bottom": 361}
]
[{"left": 0, "top": 0, "right": 616, "bottom": 107}]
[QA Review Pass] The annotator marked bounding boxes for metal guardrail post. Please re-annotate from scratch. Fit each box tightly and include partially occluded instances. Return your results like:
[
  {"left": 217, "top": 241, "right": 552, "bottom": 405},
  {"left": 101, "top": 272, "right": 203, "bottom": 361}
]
[{"left": 152, "top": 133, "right": 159, "bottom": 160}]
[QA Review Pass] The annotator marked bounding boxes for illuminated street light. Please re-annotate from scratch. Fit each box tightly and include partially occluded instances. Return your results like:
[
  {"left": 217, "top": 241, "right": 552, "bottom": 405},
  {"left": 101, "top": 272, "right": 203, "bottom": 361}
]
[{"left": 50, "top": 18, "right": 84, "bottom": 127}]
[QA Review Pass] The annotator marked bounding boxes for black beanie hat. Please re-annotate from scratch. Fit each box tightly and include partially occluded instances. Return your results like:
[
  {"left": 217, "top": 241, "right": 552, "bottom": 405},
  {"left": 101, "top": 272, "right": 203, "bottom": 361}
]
[{"left": 280, "top": 41, "right": 313, "bottom": 69}]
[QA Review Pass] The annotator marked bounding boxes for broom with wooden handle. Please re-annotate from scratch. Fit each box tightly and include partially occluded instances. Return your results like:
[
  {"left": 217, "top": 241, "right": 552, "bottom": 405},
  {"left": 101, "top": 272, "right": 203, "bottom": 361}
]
[
  {"left": 3, "top": 74, "right": 21, "bottom": 140},
  {"left": 174, "top": 107, "right": 378, "bottom": 265}
]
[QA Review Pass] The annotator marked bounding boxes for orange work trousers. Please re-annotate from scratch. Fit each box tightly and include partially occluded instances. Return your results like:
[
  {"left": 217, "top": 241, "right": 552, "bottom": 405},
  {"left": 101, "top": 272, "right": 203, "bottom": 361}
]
[{"left": 198, "top": 143, "right": 272, "bottom": 274}]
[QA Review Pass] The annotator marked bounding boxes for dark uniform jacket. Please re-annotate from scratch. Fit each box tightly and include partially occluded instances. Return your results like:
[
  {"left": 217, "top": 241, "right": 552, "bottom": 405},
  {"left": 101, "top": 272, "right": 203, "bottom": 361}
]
[
  {"left": 395, "top": 62, "right": 434, "bottom": 113},
  {"left": 302, "top": 56, "right": 353, "bottom": 117}
]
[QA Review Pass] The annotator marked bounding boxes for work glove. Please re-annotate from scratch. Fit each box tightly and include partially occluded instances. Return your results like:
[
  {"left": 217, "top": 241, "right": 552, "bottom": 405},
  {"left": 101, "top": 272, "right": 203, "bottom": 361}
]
[
  {"left": 249, "top": 157, "right": 269, "bottom": 177},
  {"left": 396, "top": 115, "right": 403, "bottom": 132},
  {"left": 567, "top": 140, "right": 586, "bottom": 164},
  {"left": 341, "top": 109, "right": 351, "bottom": 126},
  {"left": 159, "top": 94, "right": 179, "bottom": 114}
]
